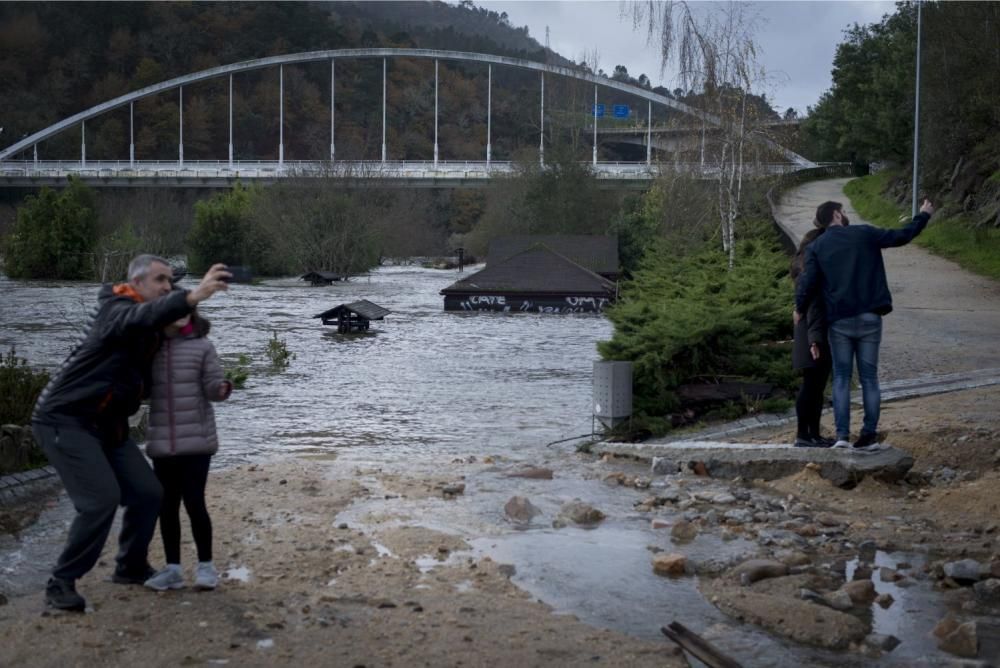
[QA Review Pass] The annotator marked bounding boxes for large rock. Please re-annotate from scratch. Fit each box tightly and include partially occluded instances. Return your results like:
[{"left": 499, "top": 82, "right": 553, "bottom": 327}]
[
  {"left": 552, "top": 500, "right": 605, "bottom": 528},
  {"left": 840, "top": 579, "right": 877, "bottom": 605},
  {"left": 652, "top": 553, "right": 687, "bottom": 577},
  {"left": 732, "top": 559, "right": 789, "bottom": 585},
  {"left": 670, "top": 520, "right": 698, "bottom": 543},
  {"left": 504, "top": 496, "right": 541, "bottom": 524},
  {"left": 703, "top": 580, "right": 869, "bottom": 650},
  {"left": 599, "top": 440, "right": 914, "bottom": 487},
  {"left": 973, "top": 578, "right": 1000, "bottom": 605},
  {"left": 938, "top": 621, "right": 979, "bottom": 658},
  {"left": 944, "top": 559, "right": 984, "bottom": 585}
]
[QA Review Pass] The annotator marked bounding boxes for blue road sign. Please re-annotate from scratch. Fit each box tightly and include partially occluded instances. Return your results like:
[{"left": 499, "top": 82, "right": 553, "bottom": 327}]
[
  {"left": 613, "top": 104, "right": 630, "bottom": 118},
  {"left": 592, "top": 104, "right": 605, "bottom": 118}
]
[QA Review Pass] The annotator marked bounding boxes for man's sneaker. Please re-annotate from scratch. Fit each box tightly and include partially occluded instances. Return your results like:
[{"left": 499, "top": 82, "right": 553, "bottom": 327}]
[
  {"left": 144, "top": 565, "right": 185, "bottom": 591},
  {"left": 831, "top": 439, "right": 852, "bottom": 449},
  {"left": 45, "top": 577, "right": 86, "bottom": 612},
  {"left": 794, "top": 436, "right": 832, "bottom": 448},
  {"left": 194, "top": 562, "right": 219, "bottom": 591},
  {"left": 853, "top": 431, "right": 890, "bottom": 452},
  {"left": 112, "top": 563, "right": 156, "bottom": 585}
]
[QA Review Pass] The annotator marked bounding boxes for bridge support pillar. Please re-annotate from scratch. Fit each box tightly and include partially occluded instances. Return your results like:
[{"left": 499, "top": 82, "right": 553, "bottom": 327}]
[
  {"left": 81, "top": 121, "right": 86, "bottom": 166},
  {"left": 33, "top": 144, "right": 37, "bottom": 166},
  {"left": 130, "top": 102, "right": 135, "bottom": 167},
  {"left": 229, "top": 74, "right": 234, "bottom": 167},
  {"left": 592, "top": 85, "right": 598, "bottom": 166},
  {"left": 330, "top": 59, "right": 335, "bottom": 163},
  {"left": 486, "top": 64, "right": 492, "bottom": 166},
  {"left": 381, "top": 58, "right": 387, "bottom": 163},
  {"left": 647, "top": 101, "right": 652, "bottom": 166},
  {"left": 539, "top": 73, "right": 544, "bottom": 166},
  {"left": 279, "top": 65, "right": 284, "bottom": 166},
  {"left": 434, "top": 59, "right": 439, "bottom": 168},
  {"left": 179, "top": 86, "right": 184, "bottom": 167}
]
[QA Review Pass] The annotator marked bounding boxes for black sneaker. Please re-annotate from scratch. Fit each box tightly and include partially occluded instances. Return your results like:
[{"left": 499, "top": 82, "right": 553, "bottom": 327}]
[
  {"left": 112, "top": 563, "right": 156, "bottom": 585},
  {"left": 794, "top": 436, "right": 832, "bottom": 448},
  {"left": 853, "top": 431, "right": 889, "bottom": 452},
  {"left": 45, "top": 577, "right": 86, "bottom": 612}
]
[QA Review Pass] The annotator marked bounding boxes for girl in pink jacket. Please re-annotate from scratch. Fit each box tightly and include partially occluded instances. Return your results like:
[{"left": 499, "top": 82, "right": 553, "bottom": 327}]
[{"left": 144, "top": 308, "right": 231, "bottom": 591}]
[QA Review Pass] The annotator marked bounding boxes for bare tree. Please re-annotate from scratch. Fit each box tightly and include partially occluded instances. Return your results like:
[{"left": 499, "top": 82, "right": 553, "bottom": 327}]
[{"left": 623, "top": 0, "right": 768, "bottom": 268}]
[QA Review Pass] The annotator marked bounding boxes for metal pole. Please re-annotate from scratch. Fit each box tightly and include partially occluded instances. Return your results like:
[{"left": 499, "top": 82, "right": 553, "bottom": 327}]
[
  {"left": 434, "top": 59, "right": 439, "bottom": 167},
  {"left": 81, "top": 121, "right": 85, "bottom": 165},
  {"left": 33, "top": 144, "right": 37, "bottom": 166},
  {"left": 381, "top": 58, "right": 387, "bottom": 163},
  {"left": 539, "top": 72, "right": 544, "bottom": 166},
  {"left": 911, "top": 0, "right": 923, "bottom": 218},
  {"left": 700, "top": 123, "right": 705, "bottom": 172},
  {"left": 486, "top": 64, "right": 492, "bottom": 165},
  {"left": 178, "top": 86, "right": 183, "bottom": 166},
  {"left": 228, "top": 74, "right": 233, "bottom": 166},
  {"left": 592, "top": 85, "right": 598, "bottom": 166},
  {"left": 129, "top": 102, "right": 134, "bottom": 166},
  {"left": 279, "top": 65, "right": 284, "bottom": 166},
  {"left": 646, "top": 100, "right": 652, "bottom": 165},
  {"left": 330, "top": 58, "right": 337, "bottom": 162}
]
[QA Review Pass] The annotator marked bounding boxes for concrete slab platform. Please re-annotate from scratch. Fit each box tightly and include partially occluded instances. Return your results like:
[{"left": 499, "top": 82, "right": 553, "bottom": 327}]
[{"left": 596, "top": 440, "right": 914, "bottom": 488}]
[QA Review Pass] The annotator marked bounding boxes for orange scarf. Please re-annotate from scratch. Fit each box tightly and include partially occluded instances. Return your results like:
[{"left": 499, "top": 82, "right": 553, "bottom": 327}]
[{"left": 112, "top": 283, "right": 145, "bottom": 302}]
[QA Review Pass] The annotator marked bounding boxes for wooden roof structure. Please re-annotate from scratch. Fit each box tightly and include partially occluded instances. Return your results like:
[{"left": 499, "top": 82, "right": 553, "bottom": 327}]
[
  {"left": 440, "top": 245, "right": 616, "bottom": 296},
  {"left": 314, "top": 300, "right": 391, "bottom": 323},
  {"left": 486, "top": 235, "right": 619, "bottom": 278},
  {"left": 301, "top": 271, "right": 345, "bottom": 285}
]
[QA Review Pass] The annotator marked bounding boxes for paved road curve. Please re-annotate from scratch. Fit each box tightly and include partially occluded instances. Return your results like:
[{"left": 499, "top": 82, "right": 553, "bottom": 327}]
[{"left": 775, "top": 177, "right": 1000, "bottom": 382}]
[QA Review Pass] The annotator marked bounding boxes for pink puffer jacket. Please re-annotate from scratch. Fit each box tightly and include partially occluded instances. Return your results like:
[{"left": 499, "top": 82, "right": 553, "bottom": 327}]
[{"left": 145, "top": 330, "right": 230, "bottom": 458}]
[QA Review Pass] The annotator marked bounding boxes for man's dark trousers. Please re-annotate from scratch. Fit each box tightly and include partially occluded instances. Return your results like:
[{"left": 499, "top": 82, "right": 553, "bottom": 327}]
[{"left": 32, "top": 424, "right": 163, "bottom": 581}]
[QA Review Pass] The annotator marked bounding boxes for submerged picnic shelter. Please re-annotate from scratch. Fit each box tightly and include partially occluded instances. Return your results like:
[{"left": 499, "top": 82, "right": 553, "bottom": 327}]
[
  {"left": 440, "top": 244, "right": 617, "bottom": 313},
  {"left": 486, "top": 234, "right": 620, "bottom": 281},
  {"left": 313, "top": 299, "right": 390, "bottom": 332}
]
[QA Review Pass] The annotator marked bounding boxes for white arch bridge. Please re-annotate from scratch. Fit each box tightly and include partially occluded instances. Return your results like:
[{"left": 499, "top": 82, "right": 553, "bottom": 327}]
[{"left": 0, "top": 49, "right": 816, "bottom": 188}]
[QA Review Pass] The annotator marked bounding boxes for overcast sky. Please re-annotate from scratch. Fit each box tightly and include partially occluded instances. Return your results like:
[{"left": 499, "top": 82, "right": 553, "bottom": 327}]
[{"left": 475, "top": 1, "right": 897, "bottom": 114}]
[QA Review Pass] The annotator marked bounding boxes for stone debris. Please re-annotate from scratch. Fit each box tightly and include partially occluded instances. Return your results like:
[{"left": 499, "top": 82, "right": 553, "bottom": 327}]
[
  {"left": 732, "top": 559, "right": 788, "bottom": 585},
  {"left": 503, "top": 496, "right": 541, "bottom": 524},
  {"left": 552, "top": 500, "right": 605, "bottom": 528},
  {"left": 652, "top": 553, "right": 687, "bottom": 577}
]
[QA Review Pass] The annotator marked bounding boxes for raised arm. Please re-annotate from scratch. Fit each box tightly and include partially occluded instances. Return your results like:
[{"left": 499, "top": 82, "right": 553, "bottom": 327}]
[{"left": 872, "top": 199, "right": 934, "bottom": 248}]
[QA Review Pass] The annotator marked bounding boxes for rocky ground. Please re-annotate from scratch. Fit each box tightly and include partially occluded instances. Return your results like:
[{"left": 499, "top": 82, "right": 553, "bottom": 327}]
[{"left": 0, "top": 386, "right": 998, "bottom": 666}]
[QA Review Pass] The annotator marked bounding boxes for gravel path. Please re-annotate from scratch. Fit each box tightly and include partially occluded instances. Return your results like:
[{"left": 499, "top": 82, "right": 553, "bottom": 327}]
[{"left": 775, "top": 177, "right": 1000, "bottom": 381}]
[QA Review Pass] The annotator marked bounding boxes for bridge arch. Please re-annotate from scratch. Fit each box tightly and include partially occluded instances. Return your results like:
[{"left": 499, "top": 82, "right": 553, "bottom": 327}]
[{"left": 0, "top": 48, "right": 813, "bottom": 167}]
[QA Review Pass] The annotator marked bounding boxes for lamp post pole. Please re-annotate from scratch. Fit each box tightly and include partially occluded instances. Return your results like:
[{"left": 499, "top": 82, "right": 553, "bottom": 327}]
[{"left": 911, "top": 0, "right": 923, "bottom": 218}]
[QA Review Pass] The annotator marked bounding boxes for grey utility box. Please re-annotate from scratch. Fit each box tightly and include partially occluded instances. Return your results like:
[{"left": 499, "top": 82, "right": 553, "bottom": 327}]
[{"left": 593, "top": 361, "right": 632, "bottom": 428}]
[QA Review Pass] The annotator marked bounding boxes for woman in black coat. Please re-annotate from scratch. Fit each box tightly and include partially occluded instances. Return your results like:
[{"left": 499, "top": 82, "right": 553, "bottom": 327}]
[{"left": 790, "top": 226, "right": 833, "bottom": 447}]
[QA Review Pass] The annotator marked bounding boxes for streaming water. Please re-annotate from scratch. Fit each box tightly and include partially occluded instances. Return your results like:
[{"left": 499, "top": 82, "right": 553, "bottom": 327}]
[{"left": 0, "top": 266, "right": 986, "bottom": 666}]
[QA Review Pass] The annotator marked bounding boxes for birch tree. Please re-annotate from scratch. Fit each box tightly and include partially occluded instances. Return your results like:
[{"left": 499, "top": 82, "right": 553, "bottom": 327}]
[{"left": 623, "top": 0, "right": 768, "bottom": 268}]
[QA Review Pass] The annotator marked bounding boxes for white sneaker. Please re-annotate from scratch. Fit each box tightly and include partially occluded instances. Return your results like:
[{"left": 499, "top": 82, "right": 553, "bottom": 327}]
[
  {"left": 144, "top": 565, "right": 184, "bottom": 591},
  {"left": 195, "top": 562, "right": 218, "bottom": 590},
  {"left": 831, "top": 440, "right": 851, "bottom": 449}
]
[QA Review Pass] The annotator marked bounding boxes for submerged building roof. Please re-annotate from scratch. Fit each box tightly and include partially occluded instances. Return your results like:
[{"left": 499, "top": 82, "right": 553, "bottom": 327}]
[
  {"left": 440, "top": 245, "right": 616, "bottom": 295},
  {"left": 486, "top": 235, "right": 619, "bottom": 276},
  {"left": 313, "top": 299, "right": 391, "bottom": 322}
]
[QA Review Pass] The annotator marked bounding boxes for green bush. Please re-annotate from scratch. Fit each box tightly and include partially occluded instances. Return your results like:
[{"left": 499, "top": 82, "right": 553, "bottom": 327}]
[
  {"left": 223, "top": 354, "right": 251, "bottom": 390},
  {"left": 265, "top": 332, "right": 295, "bottom": 369},
  {"left": 0, "top": 348, "right": 50, "bottom": 425},
  {"left": 598, "top": 235, "right": 797, "bottom": 433},
  {"left": 186, "top": 184, "right": 266, "bottom": 273},
  {"left": 3, "top": 177, "right": 98, "bottom": 279}
]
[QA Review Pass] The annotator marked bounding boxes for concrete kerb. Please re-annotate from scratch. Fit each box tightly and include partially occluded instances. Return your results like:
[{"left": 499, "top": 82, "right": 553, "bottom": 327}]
[
  {"left": 595, "top": 368, "right": 1000, "bottom": 487},
  {"left": 0, "top": 466, "right": 59, "bottom": 507}
]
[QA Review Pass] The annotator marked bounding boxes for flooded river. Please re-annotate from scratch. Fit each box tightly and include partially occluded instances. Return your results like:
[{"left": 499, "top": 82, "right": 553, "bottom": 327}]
[{"left": 0, "top": 266, "right": 973, "bottom": 666}]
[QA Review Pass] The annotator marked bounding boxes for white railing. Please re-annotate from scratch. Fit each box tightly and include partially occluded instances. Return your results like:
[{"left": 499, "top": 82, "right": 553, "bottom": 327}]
[{"left": 0, "top": 159, "right": 805, "bottom": 182}]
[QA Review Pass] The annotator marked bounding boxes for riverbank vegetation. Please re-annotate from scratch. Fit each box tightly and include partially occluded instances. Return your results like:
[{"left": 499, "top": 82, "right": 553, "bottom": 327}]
[
  {"left": 845, "top": 172, "right": 1000, "bottom": 282},
  {"left": 803, "top": 2, "right": 1000, "bottom": 247}
]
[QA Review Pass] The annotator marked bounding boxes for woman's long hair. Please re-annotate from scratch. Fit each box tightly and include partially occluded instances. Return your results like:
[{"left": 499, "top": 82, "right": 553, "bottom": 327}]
[{"left": 790, "top": 226, "right": 826, "bottom": 281}]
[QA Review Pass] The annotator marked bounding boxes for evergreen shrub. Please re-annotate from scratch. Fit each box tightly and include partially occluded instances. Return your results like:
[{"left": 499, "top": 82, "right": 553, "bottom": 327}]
[
  {"left": 0, "top": 348, "right": 50, "bottom": 425},
  {"left": 598, "top": 236, "right": 797, "bottom": 433}
]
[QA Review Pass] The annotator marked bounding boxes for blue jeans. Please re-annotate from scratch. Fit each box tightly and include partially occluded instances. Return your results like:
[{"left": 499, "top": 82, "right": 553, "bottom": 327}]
[{"left": 828, "top": 313, "right": 883, "bottom": 440}]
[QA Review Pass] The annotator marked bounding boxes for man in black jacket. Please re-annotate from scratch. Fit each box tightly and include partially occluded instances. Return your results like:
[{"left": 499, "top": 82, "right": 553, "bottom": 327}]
[
  {"left": 32, "top": 255, "right": 230, "bottom": 611},
  {"left": 795, "top": 199, "right": 934, "bottom": 451}
]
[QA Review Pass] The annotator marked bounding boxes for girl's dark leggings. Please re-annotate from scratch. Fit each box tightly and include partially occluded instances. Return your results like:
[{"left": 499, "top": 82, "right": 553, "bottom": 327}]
[
  {"left": 152, "top": 454, "right": 212, "bottom": 564},
  {"left": 796, "top": 354, "right": 832, "bottom": 439}
]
